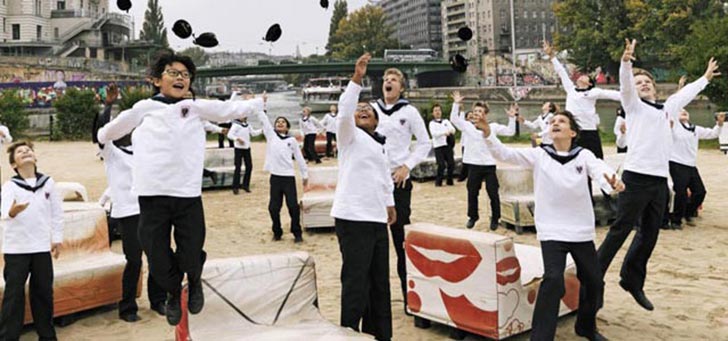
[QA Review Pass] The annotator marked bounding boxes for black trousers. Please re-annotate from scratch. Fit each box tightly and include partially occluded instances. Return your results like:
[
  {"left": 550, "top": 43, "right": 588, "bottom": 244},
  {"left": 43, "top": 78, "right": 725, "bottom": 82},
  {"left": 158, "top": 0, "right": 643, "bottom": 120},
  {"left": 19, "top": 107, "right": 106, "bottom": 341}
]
[
  {"left": 458, "top": 146, "right": 469, "bottom": 181},
  {"left": 597, "top": 171, "right": 667, "bottom": 292},
  {"left": 434, "top": 146, "right": 455, "bottom": 185},
  {"left": 0, "top": 252, "right": 56, "bottom": 341},
  {"left": 335, "top": 219, "right": 392, "bottom": 341},
  {"left": 531, "top": 241, "right": 603, "bottom": 341},
  {"left": 576, "top": 130, "right": 604, "bottom": 159},
  {"left": 217, "top": 122, "right": 233, "bottom": 148},
  {"left": 138, "top": 196, "right": 207, "bottom": 297},
  {"left": 617, "top": 146, "right": 628, "bottom": 154},
  {"left": 303, "top": 134, "right": 321, "bottom": 162},
  {"left": 466, "top": 165, "right": 500, "bottom": 222},
  {"left": 118, "top": 215, "right": 167, "bottom": 317},
  {"left": 268, "top": 175, "right": 302, "bottom": 238},
  {"left": 233, "top": 148, "right": 253, "bottom": 190},
  {"left": 390, "top": 179, "right": 412, "bottom": 308},
  {"left": 669, "top": 161, "right": 706, "bottom": 224},
  {"left": 326, "top": 132, "right": 337, "bottom": 157}
]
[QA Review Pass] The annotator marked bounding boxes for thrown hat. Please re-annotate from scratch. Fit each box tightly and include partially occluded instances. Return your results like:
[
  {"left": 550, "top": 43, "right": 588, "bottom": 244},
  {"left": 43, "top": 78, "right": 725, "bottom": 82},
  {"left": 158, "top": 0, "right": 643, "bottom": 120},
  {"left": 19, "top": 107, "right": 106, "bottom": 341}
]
[
  {"left": 449, "top": 54, "right": 468, "bottom": 73},
  {"left": 264, "top": 24, "right": 282, "bottom": 42},
  {"left": 172, "top": 20, "right": 193, "bottom": 39},
  {"left": 457, "top": 27, "right": 473, "bottom": 42},
  {"left": 117, "top": 0, "right": 131, "bottom": 12},
  {"left": 193, "top": 32, "right": 219, "bottom": 48},
  {"left": 320, "top": 0, "right": 329, "bottom": 9}
]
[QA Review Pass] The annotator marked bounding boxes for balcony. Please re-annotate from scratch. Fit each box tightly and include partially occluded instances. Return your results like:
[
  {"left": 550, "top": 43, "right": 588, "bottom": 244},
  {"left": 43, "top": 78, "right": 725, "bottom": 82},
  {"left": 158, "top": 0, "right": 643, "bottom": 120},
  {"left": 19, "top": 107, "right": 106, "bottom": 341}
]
[{"left": 51, "top": 9, "right": 94, "bottom": 19}]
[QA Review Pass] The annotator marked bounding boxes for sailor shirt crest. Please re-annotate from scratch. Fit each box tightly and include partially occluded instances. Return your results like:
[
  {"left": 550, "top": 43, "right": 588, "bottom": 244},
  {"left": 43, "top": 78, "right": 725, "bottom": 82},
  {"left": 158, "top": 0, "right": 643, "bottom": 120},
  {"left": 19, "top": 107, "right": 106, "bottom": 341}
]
[
  {"left": 181, "top": 107, "right": 189, "bottom": 118},
  {"left": 576, "top": 165, "right": 584, "bottom": 174}
]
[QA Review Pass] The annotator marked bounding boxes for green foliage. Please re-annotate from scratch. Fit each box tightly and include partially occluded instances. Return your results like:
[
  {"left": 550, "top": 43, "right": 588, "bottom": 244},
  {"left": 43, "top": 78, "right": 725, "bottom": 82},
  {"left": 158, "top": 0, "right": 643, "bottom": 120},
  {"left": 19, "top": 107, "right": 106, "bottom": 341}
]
[
  {"left": 676, "top": 15, "right": 728, "bottom": 108},
  {"left": 0, "top": 90, "right": 30, "bottom": 136},
  {"left": 139, "top": 0, "right": 169, "bottom": 48},
  {"left": 326, "top": 0, "right": 348, "bottom": 56},
  {"left": 330, "top": 6, "right": 399, "bottom": 59},
  {"left": 53, "top": 88, "right": 99, "bottom": 140},
  {"left": 178, "top": 47, "right": 209, "bottom": 67},
  {"left": 119, "top": 86, "right": 153, "bottom": 111}
]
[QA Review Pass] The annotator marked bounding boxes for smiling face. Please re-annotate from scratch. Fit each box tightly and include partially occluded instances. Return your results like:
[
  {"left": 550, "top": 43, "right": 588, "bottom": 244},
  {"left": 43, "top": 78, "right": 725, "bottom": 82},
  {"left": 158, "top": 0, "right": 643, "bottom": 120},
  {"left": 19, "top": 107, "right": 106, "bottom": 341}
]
[
  {"left": 472, "top": 104, "right": 489, "bottom": 118},
  {"left": 355, "top": 103, "right": 378, "bottom": 131},
  {"left": 11, "top": 144, "right": 36, "bottom": 169},
  {"left": 152, "top": 62, "right": 191, "bottom": 99},
  {"left": 634, "top": 74, "right": 656, "bottom": 101},
  {"left": 679, "top": 109, "right": 690, "bottom": 124},
  {"left": 576, "top": 75, "right": 591, "bottom": 89},
  {"left": 549, "top": 113, "right": 578, "bottom": 142},
  {"left": 274, "top": 118, "right": 289, "bottom": 134}
]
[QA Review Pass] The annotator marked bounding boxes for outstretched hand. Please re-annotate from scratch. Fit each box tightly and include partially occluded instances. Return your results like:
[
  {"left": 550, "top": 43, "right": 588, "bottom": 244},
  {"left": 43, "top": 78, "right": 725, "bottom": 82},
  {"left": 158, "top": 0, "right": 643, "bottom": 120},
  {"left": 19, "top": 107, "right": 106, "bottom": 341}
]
[
  {"left": 604, "top": 173, "right": 625, "bottom": 192},
  {"left": 622, "top": 39, "right": 637, "bottom": 62},
  {"left": 452, "top": 91, "right": 465, "bottom": 105},
  {"left": 473, "top": 112, "right": 491, "bottom": 138},
  {"left": 505, "top": 103, "right": 519, "bottom": 117},
  {"left": 352, "top": 53, "right": 372, "bottom": 85},
  {"left": 704, "top": 57, "right": 721, "bottom": 81},
  {"left": 9, "top": 200, "right": 29, "bottom": 218}
]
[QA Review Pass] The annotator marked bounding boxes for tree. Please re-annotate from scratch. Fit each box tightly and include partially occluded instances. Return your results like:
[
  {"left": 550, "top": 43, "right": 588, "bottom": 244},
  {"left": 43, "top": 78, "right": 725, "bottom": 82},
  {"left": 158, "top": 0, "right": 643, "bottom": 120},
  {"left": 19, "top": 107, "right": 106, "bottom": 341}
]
[
  {"left": 139, "top": 0, "right": 169, "bottom": 48},
  {"left": 53, "top": 88, "right": 99, "bottom": 140},
  {"left": 330, "top": 5, "right": 399, "bottom": 59},
  {"left": 0, "top": 90, "right": 30, "bottom": 136},
  {"left": 178, "top": 47, "right": 209, "bottom": 67},
  {"left": 677, "top": 15, "right": 728, "bottom": 109},
  {"left": 326, "top": 0, "right": 348, "bottom": 56}
]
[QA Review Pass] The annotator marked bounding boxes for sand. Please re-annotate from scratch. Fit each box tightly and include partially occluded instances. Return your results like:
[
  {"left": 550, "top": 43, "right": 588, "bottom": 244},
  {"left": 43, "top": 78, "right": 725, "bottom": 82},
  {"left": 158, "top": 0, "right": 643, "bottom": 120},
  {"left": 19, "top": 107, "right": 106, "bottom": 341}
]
[{"left": 2, "top": 141, "right": 727, "bottom": 341}]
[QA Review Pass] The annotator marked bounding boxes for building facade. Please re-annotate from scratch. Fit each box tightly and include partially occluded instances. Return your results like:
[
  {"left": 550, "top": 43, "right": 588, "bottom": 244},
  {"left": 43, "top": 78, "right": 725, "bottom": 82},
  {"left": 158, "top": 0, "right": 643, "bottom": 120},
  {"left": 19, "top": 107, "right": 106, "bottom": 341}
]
[
  {"left": 0, "top": 0, "right": 136, "bottom": 61},
  {"left": 377, "top": 0, "right": 443, "bottom": 53}
]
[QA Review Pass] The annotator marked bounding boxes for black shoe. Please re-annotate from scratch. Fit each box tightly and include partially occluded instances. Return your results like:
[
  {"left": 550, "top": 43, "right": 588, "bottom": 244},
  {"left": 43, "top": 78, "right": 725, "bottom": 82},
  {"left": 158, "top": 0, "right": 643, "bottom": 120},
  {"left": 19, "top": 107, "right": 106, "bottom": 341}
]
[
  {"left": 669, "top": 221, "right": 683, "bottom": 230},
  {"left": 294, "top": 235, "right": 304, "bottom": 243},
  {"left": 619, "top": 279, "right": 654, "bottom": 311},
  {"left": 315, "top": 160, "right": 322, "bottom": 164},
  {"left": 165, "top": 293, "right": 182, "bottom": 326},
  {"left": 151, "top": 302, "right": 166, "bottom": 316},
  {"left": 273, "top": 235, "right": 282, "bottom": 241},
  {"left": 120, "top": 313, "right": 140, "bottom": 323},
  {"left": 434, "top": 182, "right": 442, "bottom": 187},
  {"left": 446, "top": 179, "right": 454, "bottom": 186},
  {"left": 489, "top": 219, "right": 499, "bottom": 231},
  {"left": 576, "top": 329, "right": 609, "bottom": 341},
  {"left": 233, "top": 188, "right": 239, "bottom": 195},
  {"left": 209, "top": 172, "right": 218, "bottom": 185},
  {"left": 243, "top": 188, "right": 251, "bottom": 193},
  {"left": 188, "top": 281, "right": 204, "bottom": 315},
  {"left": 457, "top": 177, "right": 467, "bottom": 182},
  {"left": 465, "top": 219, "right": 477, "bottom": 229}
]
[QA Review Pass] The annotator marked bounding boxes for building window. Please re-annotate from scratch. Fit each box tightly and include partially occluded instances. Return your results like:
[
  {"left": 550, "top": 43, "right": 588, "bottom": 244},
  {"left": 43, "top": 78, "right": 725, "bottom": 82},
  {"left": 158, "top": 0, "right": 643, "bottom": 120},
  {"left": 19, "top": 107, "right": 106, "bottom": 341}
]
[
  {"left": 12, "top": 24, "right": 19, "bottom": 40},
  {"left": 57, "top": 1, "right": 65, "bottom": 10},
  {"left": 54, "top": 27, "right": 59, "bottom": 38},
  {"left": 37, "top": 25, "right": 42, "bottom": 40},
  {"left": 35, "top": 0, "right": 41, "bottom": 15}
]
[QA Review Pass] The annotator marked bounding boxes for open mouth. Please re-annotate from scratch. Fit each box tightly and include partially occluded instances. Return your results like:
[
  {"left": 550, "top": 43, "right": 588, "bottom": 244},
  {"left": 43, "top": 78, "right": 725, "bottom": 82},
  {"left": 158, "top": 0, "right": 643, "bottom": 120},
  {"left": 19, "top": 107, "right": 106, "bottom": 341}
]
[
  {"left": 405, "top": 230, "right": 482, "bottom": 283},
  {"left": 173, "top": 83, "right": 185, "bottom": 90},
  {"left": 384, "top": 85, "right": 393, "bottom": 92}
]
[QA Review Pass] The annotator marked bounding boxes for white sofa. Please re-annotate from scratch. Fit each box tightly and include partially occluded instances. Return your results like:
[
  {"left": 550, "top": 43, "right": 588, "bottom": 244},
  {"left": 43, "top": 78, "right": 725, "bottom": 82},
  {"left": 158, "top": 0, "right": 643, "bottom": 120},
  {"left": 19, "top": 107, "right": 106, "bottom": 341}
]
[
  {"left": 203, "top": 148, "right": 243, "bottom": 189},
  {"left": 300, "top": 166, "right": 338, "bottom": 229}
]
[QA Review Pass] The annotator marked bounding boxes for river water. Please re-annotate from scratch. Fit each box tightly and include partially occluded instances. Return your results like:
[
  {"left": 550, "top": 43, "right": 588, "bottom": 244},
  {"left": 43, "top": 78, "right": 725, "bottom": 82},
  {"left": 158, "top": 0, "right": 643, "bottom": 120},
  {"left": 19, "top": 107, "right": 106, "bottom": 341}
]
[{"left": 258, "top": 90, "right": 720, "bottom": 133}]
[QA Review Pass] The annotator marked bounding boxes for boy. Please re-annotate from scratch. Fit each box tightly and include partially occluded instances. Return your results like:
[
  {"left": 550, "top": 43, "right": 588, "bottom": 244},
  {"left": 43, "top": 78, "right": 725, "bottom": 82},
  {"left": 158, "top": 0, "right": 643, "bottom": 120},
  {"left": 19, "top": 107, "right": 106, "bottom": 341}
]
[
  {"left": 597, "top": 39, "right": 718, "bottom": 311},
  {"left": 0, "top": 141, "right": 63, "bottom": 340},
  {"left": 320, "top": 104, "right": 339, "bottom": 157},
  {"left": 96, "top": 51, "right": 264, "bottom": 326},
  {"left": 300, "top": 107, "right": 324, "bottom": 164},
  {"left": 227, "top": 116, "right": 262, "bottom": 194},
  {"left": 428, "top": 103, "right": 456, "bottom": 186},
  {"left": 332, "top": 53, "right": 396, "bottom": 341},
  {"left": 476, "top": 111, "right": 623, "bottom": 341},
  {"left": 450, "top": 93, "right": 516, "bottom": 230}
]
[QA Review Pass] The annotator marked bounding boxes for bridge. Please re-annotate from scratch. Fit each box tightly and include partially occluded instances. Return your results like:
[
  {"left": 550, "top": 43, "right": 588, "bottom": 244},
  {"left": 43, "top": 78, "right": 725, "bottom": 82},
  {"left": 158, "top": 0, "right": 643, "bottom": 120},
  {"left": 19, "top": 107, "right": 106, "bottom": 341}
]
[{"left": 196, "top": 60, "right": 454, "bottom": 78}]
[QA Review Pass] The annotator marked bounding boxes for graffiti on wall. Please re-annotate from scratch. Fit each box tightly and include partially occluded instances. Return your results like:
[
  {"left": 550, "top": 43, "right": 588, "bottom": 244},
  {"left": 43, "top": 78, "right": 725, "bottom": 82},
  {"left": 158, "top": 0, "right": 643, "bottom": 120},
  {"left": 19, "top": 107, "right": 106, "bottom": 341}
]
[{"left": 0, "top": 80, "right": 147, "bottom": 108}]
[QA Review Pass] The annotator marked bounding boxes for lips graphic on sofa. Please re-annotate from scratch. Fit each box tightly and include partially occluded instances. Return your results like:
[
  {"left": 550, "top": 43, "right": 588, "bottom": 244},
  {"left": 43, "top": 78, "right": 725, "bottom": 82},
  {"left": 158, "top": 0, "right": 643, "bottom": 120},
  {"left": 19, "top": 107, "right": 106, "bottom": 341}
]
[
  {"left": 405, "top": 231, "right": 482, "bottom": 283},
  {"left": 496, "top": 256, "right": 521, "bottom": 286},
  {"left": 440, "top": 289, "right": 499, "bottom": 338}
]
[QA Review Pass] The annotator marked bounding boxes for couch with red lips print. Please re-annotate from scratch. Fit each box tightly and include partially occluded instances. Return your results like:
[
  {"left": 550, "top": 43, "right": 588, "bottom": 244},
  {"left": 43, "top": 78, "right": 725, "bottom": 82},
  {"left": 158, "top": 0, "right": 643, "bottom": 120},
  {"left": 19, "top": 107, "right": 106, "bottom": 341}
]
[
  {"left": 300, "top": 166, "right": 338, "bottom": 229},
  {"left": 405, "top": 223, "right": 580, "bottom": 339}
]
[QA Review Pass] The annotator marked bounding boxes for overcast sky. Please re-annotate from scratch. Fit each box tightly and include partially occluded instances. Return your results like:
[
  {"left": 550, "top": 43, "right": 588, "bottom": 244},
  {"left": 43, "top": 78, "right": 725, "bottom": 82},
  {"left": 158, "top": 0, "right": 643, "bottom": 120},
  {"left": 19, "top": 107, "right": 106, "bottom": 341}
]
[{"left": 112, "top": 0, "right": 372, "bottom": 56}]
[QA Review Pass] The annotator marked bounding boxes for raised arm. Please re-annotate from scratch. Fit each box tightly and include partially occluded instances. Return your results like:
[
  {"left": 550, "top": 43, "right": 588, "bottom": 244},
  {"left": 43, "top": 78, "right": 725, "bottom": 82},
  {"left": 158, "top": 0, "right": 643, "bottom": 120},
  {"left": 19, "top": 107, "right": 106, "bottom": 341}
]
[
  {"left": 0, "top": 126, "right": 12, "bottom": 144},
  {"left": 449, "top": 103, "right": 467, "bottom": 130},
  {"left": 484, "top": 134, "right": 538, "bottom": 168},
  {"left": 552, "top": 57, "right": 576, "bottom": 94},
  {"left": 193, "top": 97, "right": 265, "bottom": 122},
  {"left": 664, "top": 62, "right": 717, "bottom": 120},
  {"left": 337, "top": 54, "right": 371, "bottom": 147},
  {"left": 590, "top": 88, "right": 621, "bottom": 101},
  {"left": 256, "top": 110, "right": 275, "bottom": 140},
  {"left": 619, "top": 39, "right": 642, "bottom": 114},
  {"left": 97, "top": 100, "right": 151, "bottom": 144},
  {"left": 250, "top": 127, "right": 263, "bottom": 137},
  {"left": 204, "top": 121, "right": 223, "bottom": 134}
]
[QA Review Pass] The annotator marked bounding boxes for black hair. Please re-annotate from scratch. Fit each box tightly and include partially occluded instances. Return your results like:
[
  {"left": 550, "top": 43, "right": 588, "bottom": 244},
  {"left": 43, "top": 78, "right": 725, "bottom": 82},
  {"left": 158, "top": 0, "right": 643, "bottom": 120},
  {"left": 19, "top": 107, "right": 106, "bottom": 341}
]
[
  {"left": 431, "top": 102, "right": 442, "bottom": 110},
  {"left": 473, "top": 101, "right": 490, "bottom": 113},
  {"left": 275, "top": 116, "right": 291, "bottom": 129},
  {"left": 545, "top": 101, "right": 558, "bottom": 114},
  {"left": 148, "top": 50, "right": 197, "bottom": 96},
  {"left": 553, "top": 110, "right": 580, "bottom": 141}
]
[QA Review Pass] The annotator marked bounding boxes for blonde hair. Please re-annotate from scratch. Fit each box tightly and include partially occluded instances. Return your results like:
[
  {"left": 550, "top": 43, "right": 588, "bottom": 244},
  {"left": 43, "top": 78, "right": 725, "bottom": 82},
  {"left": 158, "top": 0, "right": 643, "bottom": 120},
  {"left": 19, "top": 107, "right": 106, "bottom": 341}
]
[
  {"left": 633, "top": 68, "right": 655, "bottom": 84},
  {"left": 383, "top": 68, "right": 406, "bottom": 90}
]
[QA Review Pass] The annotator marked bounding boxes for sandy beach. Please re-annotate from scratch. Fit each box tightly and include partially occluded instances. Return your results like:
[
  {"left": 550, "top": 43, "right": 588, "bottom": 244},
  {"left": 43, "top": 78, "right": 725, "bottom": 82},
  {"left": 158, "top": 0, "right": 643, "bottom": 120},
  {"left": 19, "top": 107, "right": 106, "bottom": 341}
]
[{"left": 2, "top": 140, "right": 727, "bottom": 341}]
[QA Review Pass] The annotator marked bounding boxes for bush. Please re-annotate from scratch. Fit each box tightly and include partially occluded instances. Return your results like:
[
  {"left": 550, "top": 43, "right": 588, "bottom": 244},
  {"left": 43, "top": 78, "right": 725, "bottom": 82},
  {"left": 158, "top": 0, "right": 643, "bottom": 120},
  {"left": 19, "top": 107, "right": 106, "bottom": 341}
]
[
  {"left": 53, "top": 88, "right": 99, "bottom": 140},
  {"left": 0, "top": 90, "right": 30, "bottom": 136},
  {"left": 119, "top": 86, "right": 153, "bottom": 111}
]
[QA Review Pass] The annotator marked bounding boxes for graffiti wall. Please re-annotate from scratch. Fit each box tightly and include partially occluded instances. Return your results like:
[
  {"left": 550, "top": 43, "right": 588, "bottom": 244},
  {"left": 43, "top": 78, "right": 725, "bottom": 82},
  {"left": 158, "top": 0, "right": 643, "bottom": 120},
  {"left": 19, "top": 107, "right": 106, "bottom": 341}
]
[{"left": 0, "top": 81, "right": 147, "bottom": 108}]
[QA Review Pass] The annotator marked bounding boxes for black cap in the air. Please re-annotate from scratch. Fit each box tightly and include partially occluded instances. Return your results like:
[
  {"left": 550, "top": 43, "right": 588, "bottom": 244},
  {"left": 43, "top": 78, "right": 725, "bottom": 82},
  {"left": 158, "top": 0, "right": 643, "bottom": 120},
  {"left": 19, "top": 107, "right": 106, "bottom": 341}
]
[
  {"left": 117, "top": 0, "right": 131, "bottom": 12},
  {"left": 458, "top": 27, "right": 473, "bottom": 42},
  {"left": 194, "top": 32, "right": 219, "bottom": 48},
  {"left": 172, "top": 20, "right": 193, "bottom": 39},
  {"left": 449, "top": 54, "right": 468, "bottom": 73},
  {"left": 320, "top": 0, "right": 329, "bottom": 9},
  {"left": 264, "top": 24, "right": 283, "bottom": 43}
]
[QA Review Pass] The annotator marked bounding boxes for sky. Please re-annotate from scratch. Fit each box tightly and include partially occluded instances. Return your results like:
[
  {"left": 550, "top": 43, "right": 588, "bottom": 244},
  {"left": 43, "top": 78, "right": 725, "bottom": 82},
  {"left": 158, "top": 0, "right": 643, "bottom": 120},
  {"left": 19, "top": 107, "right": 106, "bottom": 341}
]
[{"left": 111, "top": 0, "right": 372, "bottom": 56}]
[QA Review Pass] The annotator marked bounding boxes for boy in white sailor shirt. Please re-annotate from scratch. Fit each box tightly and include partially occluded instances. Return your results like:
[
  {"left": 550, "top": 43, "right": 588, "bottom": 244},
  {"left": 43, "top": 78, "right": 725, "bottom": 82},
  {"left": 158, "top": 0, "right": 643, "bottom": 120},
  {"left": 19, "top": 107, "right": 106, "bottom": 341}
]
[
  {"left": 545, "top": 41, "right": 621, "bottom": 159},
  {"left": 96, "top": 52, "right": 264, "bottom": 326},
  {"left": 521, "top": 101, "right": 557, "bottom": 146},
  {"left": 300, "top": 107, "right": 324, "bottom": 164},
  {"left": 227, "top": 116, "right": 262, "bottom": 194},
  {"left": 370, "top": 67, "right": 431, "bottom": 312},
  {"left": 613, "top": 107, "right": 628, "bottom": 153},
  {"left": 668, "top": 110, "right": 724, "bottom": 229},
  {"left": 0, "top": 141, "right": 63, "bottom": 341},
  {"left": 320, "top": 104, "right": 339, "bottom": 157},
  {"left": 93, "top": 84, "right": 167, "bottom": 322},
  {"left": 257, "top": 109, "right": 309, "bottom": 243},
  {"left": 456, "top": 111, "right": 473, "bottom": 182},
  {"left": 331, "top": 53, "right": 396, "bottom": 341},
  {"left": 450, "top": 92, "right": 516, "bottom": 231},
  {"left": 597, "top": 39, "right": 719, "bottom": 312},
  {"left": 428, "top": 103, "right": 457, "bottom": 186},
  {"left": 477, "top": 111, "right": 623, "bottom": 341}
]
